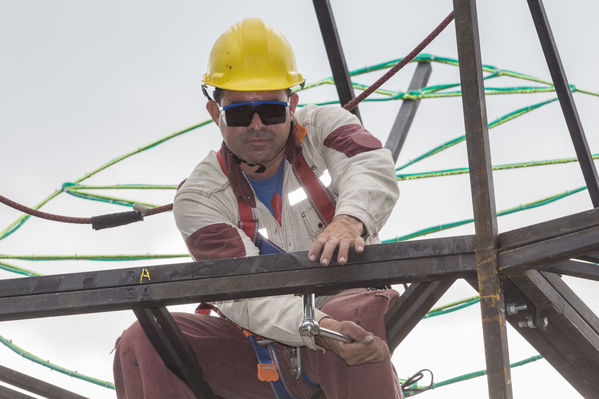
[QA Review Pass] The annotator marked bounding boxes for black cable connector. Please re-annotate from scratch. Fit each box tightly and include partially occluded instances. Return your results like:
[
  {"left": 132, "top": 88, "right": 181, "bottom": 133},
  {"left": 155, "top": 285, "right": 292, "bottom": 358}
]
[{"left": 91, "top": 210, "right": 143, "bottom": 230}]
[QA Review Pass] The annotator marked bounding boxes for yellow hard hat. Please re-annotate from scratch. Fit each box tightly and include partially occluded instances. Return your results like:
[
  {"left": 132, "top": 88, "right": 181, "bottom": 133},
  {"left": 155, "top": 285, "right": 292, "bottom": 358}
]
[{"left": 203, "top": 18, "right": 304, "bottom": 91}]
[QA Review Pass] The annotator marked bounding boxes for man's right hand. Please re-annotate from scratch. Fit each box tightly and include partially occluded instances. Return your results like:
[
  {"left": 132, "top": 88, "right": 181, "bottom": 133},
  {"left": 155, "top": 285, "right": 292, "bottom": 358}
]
[{"left": 315, "top": 318, "right": 389, "bottom": 365}]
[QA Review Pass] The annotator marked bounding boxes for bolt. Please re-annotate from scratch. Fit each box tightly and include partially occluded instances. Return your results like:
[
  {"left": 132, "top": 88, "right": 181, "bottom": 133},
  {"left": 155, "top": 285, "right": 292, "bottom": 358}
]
[
  {"left": 507, "top": 303, "right": 528, "bottom": 316},
  {"left": 518, "top": 316, "right": 536, "bottom": 329}
]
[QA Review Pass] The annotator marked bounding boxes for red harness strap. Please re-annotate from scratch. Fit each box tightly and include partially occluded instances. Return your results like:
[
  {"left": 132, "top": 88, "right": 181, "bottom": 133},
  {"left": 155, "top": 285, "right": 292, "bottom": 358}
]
[{"left": 217, "top": 151, "right": 259, "bottom": 242}]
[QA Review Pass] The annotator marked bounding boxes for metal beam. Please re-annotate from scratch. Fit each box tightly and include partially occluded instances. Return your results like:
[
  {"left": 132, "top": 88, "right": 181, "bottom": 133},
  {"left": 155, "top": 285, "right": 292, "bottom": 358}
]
[
  {"left": 0, "top": 235, "right": 474, "bottom": 301},
  {"left": 385, "top": 62, "right": 432, "bottom": 160},
  {"left": 527, "top": 0, "right": 599, "bottom": 207},
  {"left": 504, "top": 272, "right": 599, "bottom": 397},
  {"left": 540, "top": 270, "right": 599, "bottom": 335},
  {"left": 499, "top": 207, "right": 599, "bottom": 251},
  {"left": 0, "top": 236, "right": 475, "bottom": 321},
  {"left": 0, "top": 384, "right": 36, "bottom": 399},
  {"left": 453, "top": 0, "right": 512, "bottom": 397},
  {"left": 540, "top": 259, "right": 599, "bottom": 282},
  {"left": 499, "top": 223, "right": 599, "bottom": 274},
  {"left": 385, "top": 279, "right": 456, "bottom": 352},
  {"left": 313, "top": 0, "right": 361, "bottom": 120},
  {"left": 133, "top": 306, "right": 219, "bottom": 399},
  {"left": 0, "top": 364, "right": 87, "bottom": 399}
]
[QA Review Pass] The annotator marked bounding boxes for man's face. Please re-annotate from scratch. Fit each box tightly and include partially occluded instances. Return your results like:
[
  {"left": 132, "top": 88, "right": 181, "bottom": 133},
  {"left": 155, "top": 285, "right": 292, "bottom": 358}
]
[{"left": 207, "top": 89, "right": 299, "bottom": 167}]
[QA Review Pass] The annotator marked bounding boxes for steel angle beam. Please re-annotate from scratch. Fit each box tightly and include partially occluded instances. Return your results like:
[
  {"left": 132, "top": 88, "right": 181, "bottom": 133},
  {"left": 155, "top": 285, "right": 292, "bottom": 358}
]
[
  {"left": 499, "top": 223, "right": 599, "bottom": 275},
  {"left": 385, "top": 279, "right": 456, "bottom": 352},
  {"left": 0, "top": 236, "right": 475, "bottom": 321},
  {"left": 454, "top": 0, "right": 512, "bottom": 397},
  {"left": 540, "top": 271, "right": 599, "bottom": 338},
  {"left": 503, "top": 272, "right": 599, "bottom": 397},
  {"left": 540, "top": 259, "right": 599, "bottom": 282},
  {"left": 0, "top": 235, "right": 474, "bottom": 300},
  {"left": 0, "top": 384, "right": 36, "bottom": 399},
  {"left": 527, "top": 0, "right": 599, "bottom": 207},
  {"left": 499, "top": 207, "right": 599, "bottom": 251},
  {"left": 313, "top": 0, "right": 361, "bottom": 120},
  {"left": 133, "top": 306, "right": 218, "bottom": 399},
  {"left": 0, "top": 364, "right": 88, "bottom": 399},
  {"left": 385, "top": 62, "right": 432, "bottom": 161}
]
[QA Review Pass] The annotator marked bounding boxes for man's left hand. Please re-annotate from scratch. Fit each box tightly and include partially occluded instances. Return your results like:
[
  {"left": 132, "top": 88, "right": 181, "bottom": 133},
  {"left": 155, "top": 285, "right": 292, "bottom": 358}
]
[{"left": 308, "top": 214, "right": 365, "bottom": 266}]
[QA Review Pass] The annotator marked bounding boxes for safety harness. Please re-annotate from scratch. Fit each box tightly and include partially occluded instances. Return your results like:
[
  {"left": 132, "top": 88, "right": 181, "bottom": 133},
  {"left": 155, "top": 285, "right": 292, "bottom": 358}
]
[{"left": 210, "top": 123, "right": 335, "bottom": 398}]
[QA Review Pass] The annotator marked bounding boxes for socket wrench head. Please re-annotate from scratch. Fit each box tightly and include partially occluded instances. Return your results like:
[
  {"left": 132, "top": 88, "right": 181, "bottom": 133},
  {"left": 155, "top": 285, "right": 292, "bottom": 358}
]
[{"left": 299, "top": 320, "right": 320, "bottom": 337}]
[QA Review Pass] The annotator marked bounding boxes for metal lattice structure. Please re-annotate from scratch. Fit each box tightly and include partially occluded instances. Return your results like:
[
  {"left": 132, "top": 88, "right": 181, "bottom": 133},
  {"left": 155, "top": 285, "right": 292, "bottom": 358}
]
[{"left": 1, "top": 0, "right": 599, "bottom": 398}]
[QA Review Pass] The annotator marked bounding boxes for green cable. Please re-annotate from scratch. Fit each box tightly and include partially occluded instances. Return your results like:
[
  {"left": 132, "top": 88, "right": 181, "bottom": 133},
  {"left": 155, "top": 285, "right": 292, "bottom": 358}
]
[
  {"left": 71, "top": 119, "right": 213, "bottom": 186},
  {"left": 423, "top": 298, "right": 480, "bottom": 318},
  {"left": 395, "top": 97, "right": 559, "bottom": 171},
  {"left": 2, "top": 55, "right": 596, "bottom": 240},
  {"left": 427, "top": 295, "right": 479, "bottom": 313},
  {"left": 383, "top": 186, "right": 586, "bottom": 243},
  {"left": 0, "top": 334, "right": 115, "bottom": 390},
  {"left": 63, "top": 184, "right": 178, "bottom": 190},
  {"left": 397, "top": 153, "right": 599, "bottom": 181},
  {"left": 64, "top": 188, "right": 158, "bottom": 209},
  {"left": 424, "top": 296, "right": 480, "bottom": 318},
  {"left": 0, "top": 261, "right": 41, "bottom": 277},
  {"left": 0, "top": 119, "right": 213, "bottom": 241},
  {"left": 404, "top": 355, "right": 544, "bottom": 396},
  {"left": 316, "top": 76, "right": 559, "bottom": 102}
]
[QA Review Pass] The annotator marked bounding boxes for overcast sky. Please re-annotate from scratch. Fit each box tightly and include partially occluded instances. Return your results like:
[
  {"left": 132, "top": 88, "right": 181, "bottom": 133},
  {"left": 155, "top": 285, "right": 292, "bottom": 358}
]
[{"left": 1, "top": 1, "right": 598, "bottom": 398}]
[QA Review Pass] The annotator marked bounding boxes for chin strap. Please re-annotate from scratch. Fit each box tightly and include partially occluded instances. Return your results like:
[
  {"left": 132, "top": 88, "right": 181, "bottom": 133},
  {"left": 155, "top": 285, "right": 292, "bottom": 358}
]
[{"left": 223, "top": 143, "right": 266, "bottom": 174}]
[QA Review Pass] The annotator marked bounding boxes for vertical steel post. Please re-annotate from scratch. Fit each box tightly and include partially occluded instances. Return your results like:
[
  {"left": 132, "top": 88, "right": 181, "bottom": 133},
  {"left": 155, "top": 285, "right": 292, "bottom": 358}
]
[
  {"left": 313, "top": 0, "right": 362, "bottom": 121},
  {"left": 527, "top": 0, "right": 599, "bottom": 207},
  {"left": 453, "top": 0, "right": 513, "bottom": 398}
]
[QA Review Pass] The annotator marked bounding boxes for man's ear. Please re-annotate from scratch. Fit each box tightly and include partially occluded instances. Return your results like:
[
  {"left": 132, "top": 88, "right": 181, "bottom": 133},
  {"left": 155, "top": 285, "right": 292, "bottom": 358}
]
[
  {"left": 288, "top": 92, "right": 299, "bottom": 119},
  {"left": 206, "top": 100, "right": 220, "bottom": 125}
]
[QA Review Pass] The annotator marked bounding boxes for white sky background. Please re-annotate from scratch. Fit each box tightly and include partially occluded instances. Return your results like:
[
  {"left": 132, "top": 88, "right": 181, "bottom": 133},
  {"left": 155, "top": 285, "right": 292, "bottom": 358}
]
[{"left": 0, "top": 0, "right": 598, "bottom": 398}]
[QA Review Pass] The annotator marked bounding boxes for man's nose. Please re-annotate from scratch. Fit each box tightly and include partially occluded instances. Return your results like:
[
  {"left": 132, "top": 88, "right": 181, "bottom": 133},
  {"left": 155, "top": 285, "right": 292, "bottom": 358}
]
[{"left": 248, "top": 112, "right": 265, "bottom": 131}]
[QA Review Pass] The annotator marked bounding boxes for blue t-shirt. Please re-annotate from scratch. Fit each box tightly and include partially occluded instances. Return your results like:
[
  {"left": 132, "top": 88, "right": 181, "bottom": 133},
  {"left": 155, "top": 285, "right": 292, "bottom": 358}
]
[
  {"left": 245, "top": 160, "right": 284, "bottom": 220},
  {"left": 245, "top": 160, "right": 285, "bottom": 255}
]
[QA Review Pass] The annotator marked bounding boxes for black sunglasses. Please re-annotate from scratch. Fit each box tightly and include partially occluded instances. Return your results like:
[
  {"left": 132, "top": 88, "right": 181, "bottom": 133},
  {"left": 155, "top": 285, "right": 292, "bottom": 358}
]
[{"left": 219, "top": 101, "right": 289, "bottom": 127}]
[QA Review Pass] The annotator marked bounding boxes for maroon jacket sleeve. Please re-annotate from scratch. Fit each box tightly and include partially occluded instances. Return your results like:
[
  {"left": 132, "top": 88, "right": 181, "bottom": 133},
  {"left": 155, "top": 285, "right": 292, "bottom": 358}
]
[
  {"left": 186, "top": 223, "right": 246, "bottom": 261},
  {"left": 323, "top": 124, "right": 382, "bottom": 158}
]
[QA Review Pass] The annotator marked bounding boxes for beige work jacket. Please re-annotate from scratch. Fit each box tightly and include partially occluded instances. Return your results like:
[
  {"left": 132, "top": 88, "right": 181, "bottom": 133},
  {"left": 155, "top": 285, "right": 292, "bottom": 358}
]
[{"left": 174, "top": 104, "right": 399, "bottom": 350}]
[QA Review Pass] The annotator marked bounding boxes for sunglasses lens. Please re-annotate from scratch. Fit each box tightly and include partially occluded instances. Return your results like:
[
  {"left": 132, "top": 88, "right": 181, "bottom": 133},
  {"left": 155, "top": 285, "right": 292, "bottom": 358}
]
[
  {"left": 255, "top": 103, "right": 287, "bottom": 125},
  {"left": 223, "top": 102, "right": 287, "bottom": 127},
  {"left": 224, "top": 106, "right": 255, "bottom": 126}
]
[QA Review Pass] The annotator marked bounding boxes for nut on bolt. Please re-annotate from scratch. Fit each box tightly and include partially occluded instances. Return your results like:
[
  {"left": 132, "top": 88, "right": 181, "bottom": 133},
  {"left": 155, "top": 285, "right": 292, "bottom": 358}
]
[
  {"left": 518, "top": 315, "right": 536, "bottom": 329},
  {"left": 507, "top": 303, "right": 528, "bottom": 316}
]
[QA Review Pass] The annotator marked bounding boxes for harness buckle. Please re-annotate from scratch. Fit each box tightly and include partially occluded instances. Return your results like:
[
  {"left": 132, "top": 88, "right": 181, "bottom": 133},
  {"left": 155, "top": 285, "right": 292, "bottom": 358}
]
[{"left": 257, "top": 363, "right": 279, "bottom": 382}]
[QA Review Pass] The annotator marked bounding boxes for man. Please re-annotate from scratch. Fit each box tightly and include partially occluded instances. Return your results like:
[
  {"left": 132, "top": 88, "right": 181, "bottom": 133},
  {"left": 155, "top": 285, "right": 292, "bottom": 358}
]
[{"left": 114, "top": 18, "right": 402, "bottom": 398}]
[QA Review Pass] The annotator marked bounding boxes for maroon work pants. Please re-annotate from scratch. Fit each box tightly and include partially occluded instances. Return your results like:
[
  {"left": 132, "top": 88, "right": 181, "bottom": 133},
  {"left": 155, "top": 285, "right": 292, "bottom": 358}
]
[{"left": 113, "top": 288, "right": 403, "bottom": 399}]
